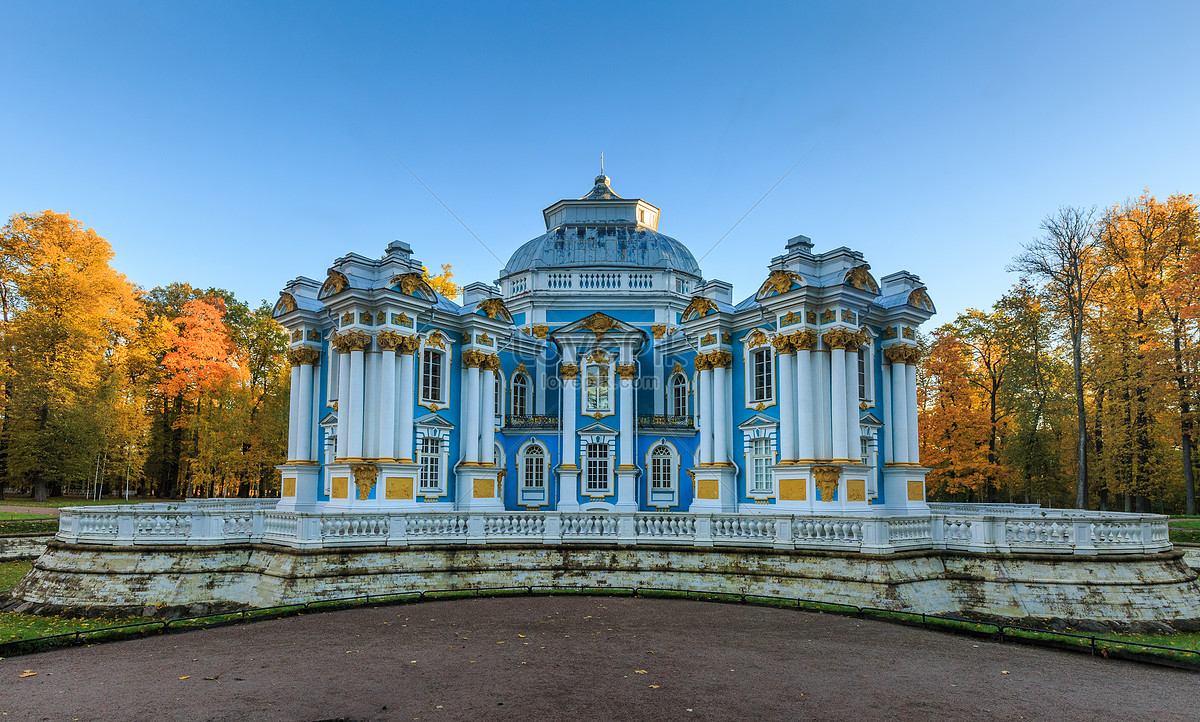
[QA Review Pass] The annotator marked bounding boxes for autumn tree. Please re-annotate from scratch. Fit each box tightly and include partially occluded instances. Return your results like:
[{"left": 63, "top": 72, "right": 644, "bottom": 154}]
[
  {"left": 423, "top": 263, "right": 460, "bottom": 298},
  {"left": 0, "top": 211, "right": 138, "bottom": 500},
  {"left": 1009, "top": 206, "right": 1105, "bottom": 508}
]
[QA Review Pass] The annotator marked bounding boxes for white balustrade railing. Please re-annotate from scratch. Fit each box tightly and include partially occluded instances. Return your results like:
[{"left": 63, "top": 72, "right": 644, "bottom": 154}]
[{"left": 52, "top": 502, "right": 1173, "bottom": 556}]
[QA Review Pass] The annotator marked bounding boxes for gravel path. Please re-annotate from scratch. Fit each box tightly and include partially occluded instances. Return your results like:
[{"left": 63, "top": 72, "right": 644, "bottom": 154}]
[
  {"left": 0, "top": 505, "right": 58, "bottom": 516},
  {"left": 1, "top": 596, "right": 1193, "bottom": 721}
]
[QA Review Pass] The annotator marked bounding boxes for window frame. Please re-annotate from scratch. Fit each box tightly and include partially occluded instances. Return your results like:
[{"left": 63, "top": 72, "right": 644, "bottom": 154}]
[
  {"left": 419, "top": 333, "right": 451, "bottom": 410},
  {"left": 511, "top": 371, "right": 531, "bottom": 418},
  {"left": 668, "top": 372, "right": 689, "bottom": 418},
  {"left": 739, "top": 423, "right": 778, "bottom": 499},
  {"left": 518, "top": 440, "right": 549, "bottom": 507},
  {"left": 645, "top": 440, "right": 680, "bottom": 508},
  {"left": 582, "top": 355, "right": 615, "bottom": 416},
  {"left": 417, "top": 435, "right": 446, "bottom": 496},
  {"left": 743, "top": 335, "right": 776, "bottom": 409},
  {"left": 584, "top": 442, "right": 613, "bottom": 496}
]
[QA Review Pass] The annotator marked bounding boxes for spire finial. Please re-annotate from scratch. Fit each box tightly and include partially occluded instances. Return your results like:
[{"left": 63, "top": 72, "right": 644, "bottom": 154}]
[{"left": 600, "top": 151, "right": 604, "bottom": 176}]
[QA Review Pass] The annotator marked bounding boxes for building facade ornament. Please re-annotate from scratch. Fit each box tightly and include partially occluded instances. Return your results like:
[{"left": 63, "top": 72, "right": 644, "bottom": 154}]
[
  {"left": 530, "top": 324, "right": 549, "bottom": 339},
  {"left": 462, "top": 350, "right": 488, "bottom": 368},
  {"left": 331, "top": 330, "right": 372, "bottom": 353},
  {"left": 559, "top": 363, "right": 579, "bottom": 379},
  {"left": 758, "top": 270, "right": 802, "bottom": 297},
  {"left": 351, "top": 464, "right": 378, "bottom": 501},
  {"left": 844, "top": 265, "right": 880, "bottom": 293},
  {"left": 814, "top": 465, "right": 840, "bottom": 501},
  {"left": 477, "top": 298, "right": 512, "bottom": 321},
  {"left": 286, "top": 348, "right": 322, "bottom": 366},
  {"left": 392, "top": 272, "right": 434, "bottom": 299},
  {"left": 617, "top": 364, "right": 637, "bottom": 380},
  {"left": 580, "top": 312, "right": 619, "bottom": 338},
  {"left": 884, "top": 344, "right": 921, "bottom": 365},
  {"left": 682, "top": 296, "right": 717, "bottom": 320},
  {"left": 651, "top": 324, "right": 666, "bottom": 339},
  {"left": 822, "top": 328, "right": 867, "bottom": 351},
  {"left": 376, "top": 330, "right": 405, "bottom": 351}
]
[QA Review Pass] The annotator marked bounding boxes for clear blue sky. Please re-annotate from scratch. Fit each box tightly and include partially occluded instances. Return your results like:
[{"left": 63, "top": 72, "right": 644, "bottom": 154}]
[{"left": 3, "top": 1, "right": 1198, "bottom": 323}]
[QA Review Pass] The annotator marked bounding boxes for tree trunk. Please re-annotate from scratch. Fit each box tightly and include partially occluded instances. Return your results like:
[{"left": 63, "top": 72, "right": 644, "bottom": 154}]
[
  {"left": 1172, "top": 331, "right": 1196, "bottom": 515},
  {"left": 1072, "top": 330, "right": 1088, "bottom": 509}
]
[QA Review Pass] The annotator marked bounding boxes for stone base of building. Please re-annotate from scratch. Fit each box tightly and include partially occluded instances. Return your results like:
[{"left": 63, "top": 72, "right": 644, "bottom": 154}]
[{"left": 8, "top": 541, "right": 1200, "bottom": 631}]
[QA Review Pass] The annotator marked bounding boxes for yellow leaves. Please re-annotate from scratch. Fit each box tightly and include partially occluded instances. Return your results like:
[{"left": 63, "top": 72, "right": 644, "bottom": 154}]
[
  {"left": 18, "top": 670, "right": 36, "bottom": 678},
  {"left": 422, "top": 263, "right": 460, "bottom": 299}
]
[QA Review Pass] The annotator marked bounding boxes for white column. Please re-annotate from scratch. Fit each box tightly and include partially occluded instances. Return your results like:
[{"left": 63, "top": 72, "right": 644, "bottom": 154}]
[
  {"left": 482, "top": 363, "right": 496, "bottom": 466},
  {"left": 297, "top": 361, "right": 314, "bottom": 461},
  {"left": 906, "top": 361, "right": 920, "bottom": 464},
  {"left": 347, "top": 349, "right": 365, "bottom": 459},
  {"left": 777, "top": 350, "right": 796, "bottom": 462},
  {"left": 698, "top": 366, "right": 713, "bottom": 464},
  {"left": 363, "top": 352, "right": 380, "bottom": 460},
  {"left": 287, "top": 363, "right": 301, "bottom": 460},
  {"left": 562, "top": 357, "right": 578, "bottom": 467},
  {"left": 845, "top": 347, "right": 860, "bottom": 462},
  {"left": 310, "top": 362, "right": 321, "bottom": 462},
  {"left": 335, "top": 351, "right": 351, "bottom": 460},
  {"left": 712, "top": 362, "right": 728, "bottom": 465},
  {"left": 881, "top": 363, "right": 893, "bottom": 462},
  {"left": 890, "top": 358, "right": 909, "bottom": 464},
  {"left": 829, "top": 346, "right": 847, "bottom": 462},
  {"left": 379, "top": 348, "right": 397, "bottom": 460},
  {"left": 464, "top": 364, "right": 481, "bottom": 464},
  {"left": 535, "top": 356, "right": 546, "bottom": 414},
  {"left": 399, "top": 348, "right": 415, "bottom": 462},
  {"left": 795, "top": 345, "right": 814, "bottom": 460},
  {"left": 619, "top": 365, "right": 634, "bottom": 467}
]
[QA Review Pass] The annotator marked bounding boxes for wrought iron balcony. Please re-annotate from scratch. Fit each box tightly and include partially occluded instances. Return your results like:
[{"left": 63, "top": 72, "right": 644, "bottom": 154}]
[
  {"left": 504, "top": 414, "right": 561, "bottom": 431},
  {"left": 637, "top": 415, "right": 695, "bottom": 431}
]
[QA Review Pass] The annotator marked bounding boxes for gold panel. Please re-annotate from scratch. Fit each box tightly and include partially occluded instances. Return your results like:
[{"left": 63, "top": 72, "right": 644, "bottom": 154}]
[
  {"left": 386, "top": 477, "right": 414, "bottom": 500},
  {"left": 779, "top": 478, "right": 807, "bottom": 501},
  {"left": 281, "top": 478, "right": 296, "bottom": 497},
  {"left": 846, "top": 479, "right": 866, "bottom": 502},
  {"left": 331, "top": 477, "right": 349, "bottom": 499},
  {"left": 473, "top": 478, "right": 494, "bottom": 499},
  {"left": 907, "top": 480, "right": 925, "bottom": 501},
  {"left": 697, "top": 479, "right": 719, "bottom": 500}
]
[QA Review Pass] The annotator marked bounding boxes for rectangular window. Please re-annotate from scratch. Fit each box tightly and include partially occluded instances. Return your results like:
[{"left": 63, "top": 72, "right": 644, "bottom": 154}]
[
  {"left": 523, "top": 453, "right": 545, "bottom": 489},
  {"left": 858, "top": 351, "right": 867, "bottom": 401},
  {"left": 585, "top": 364, "right": 610, "bottom": 412},
  {"left": 751, "top": 437, "right": 773, "bottom": 493},
  {"left": 421, "top": 349, "right": 443, "bottom": 402},
  {"left": 419, "top": 437, "right": 442, "bottom": 492},
  {"left": 585, "top": 443, "right": 611, "bottom": 494},
  {"left": 861, "top": 436, "right": 870, "bottom": 466},
  {"left": 752, "top": 349, "right": 773, "bottom": 403}
]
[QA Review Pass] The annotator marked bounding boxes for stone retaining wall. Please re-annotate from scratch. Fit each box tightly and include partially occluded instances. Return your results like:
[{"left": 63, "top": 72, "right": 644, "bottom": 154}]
[
  {"left": 0, "top": 535, "right": 52, "bottom": 562},
  {"left": 7, "top": 541, "right": 1200, "bottom": 630}
]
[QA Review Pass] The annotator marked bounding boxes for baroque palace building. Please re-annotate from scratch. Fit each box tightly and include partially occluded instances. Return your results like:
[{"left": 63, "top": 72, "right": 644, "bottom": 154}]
[{"left": 273, "top": 173, "right": 936, "bottom": 515}]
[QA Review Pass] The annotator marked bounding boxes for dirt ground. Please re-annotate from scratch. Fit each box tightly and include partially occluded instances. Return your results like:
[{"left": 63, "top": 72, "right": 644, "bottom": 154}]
[{"left": 1, "top": 596, "right": 1194, "bottom": 721}]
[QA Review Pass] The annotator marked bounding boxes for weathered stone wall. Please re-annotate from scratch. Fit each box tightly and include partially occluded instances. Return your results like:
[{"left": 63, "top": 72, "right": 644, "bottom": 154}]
[
  {"left": 0, "top": 535, "right": 52, "bottom": 562},
  {"left": 7, "top": 541, "right": 1200, "bottom": 630}
]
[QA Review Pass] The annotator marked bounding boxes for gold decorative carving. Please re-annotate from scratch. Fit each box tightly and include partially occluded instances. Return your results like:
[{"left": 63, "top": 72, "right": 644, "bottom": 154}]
[
  {"left": 276, "top": 293, "right": 297, "bottom": 313},
  {"left": 341, "top": 312, "right": 354, "bottom": 326},
  {"left": 477, "top": 298, "right": 512, "bottom": 322},
  {"left": 399, "top": 336, "right": 422, "bottom": 354},
  {"left": 559, "top": 363, "right": 579, "bottom": 379},
  {"left": 814, "top": 465, "right": 840, "bottom": 501},
  {"left": 671, "top": 361, "right": 684, "bottom": 375},
  {"left": 822, "top": 328, "right": 867, "bottom": 351},
  {"left": 746, "top": 328, "right": 769, "bottom": 347},
  {"left": 392, "top": 272, "right": 434, "bottom": 299},
  {"left": 530, "top": 324, "right": 549, "bottom": 339},
  {"left": 651, "top": 324, "right": 666, "bottom": 339},
  {"left": 846, "top": 479, "right": 867, "bottom": 502},
  {"left": 320, "top": 271, "right": 349, "bottom": 297},
  {"left": 884, "top": 344, "right": 921, "bottom": 365},
  {"left": 586, "top": 348, "right": 609, "bottom": 364},
  {"left": 515, "top": 362, "right": 528, "bottom": 374},
  {"left": 580, "top": 312, "right": 619, "bottom": 338},
  {"left": 790, "top": 330, "right": 817, "bottom": 351},
  {"left": 694, "top": 354, "right": 712, "bottom": 371},
  {"left": 707, "top": 351, "right": 732, "bottom": 369},
  {"left": 376, "top": 311, "right": 387, "bottom": 325},
  {"left": 806, "top": 310, "right": 818, "bottom": 325},
  {"left": 286, "top": 348, "right": 321, "bottom": 366},
  {"left": 882, "top": 326, "right": 898, "bottom": 340},
  {"left": 907, "top": 480, "right": 925, "bottom": 501},
  {"left": 291, "top": 330, "right": 303, "bottom": 342},
  {"left": 907, "top": 288, "right": 935, "bottom": 312},
  {"left": 682, "top": 296, "right": 717, "bottom": 320},
  {"left": 351, "top": 464, "right": 378, "bottom": 501},
  {"left": 424, "top": 331, "right": 447, "bottom": 350},
  {"left": 772, "top": 335, "right": 794, "bottom": 354},
  {"left": 722, "top": 332, "right": 732, "bottom": 344},
  {"left": 307, "top": 329, "right": 321, "bottom": 342},
  {"left": 462, "top": 350, "right": 487, "bottom": 368},
  {"left": 758, "top": 270, "right": 802, "bottom": 298},
  {"left": 701, "top": 332, "right": 716, "bottom": 347},
  {"left": 481, "top": 353, "right": 502, "bottom": 372},
  {"left": 376, "top": 330, "right": 404, "bottom": 351},
  {"left": 462, "top": 332, "right": 472, "bottom": 343},
  {"left": 617, "top": 364, "right": 636, "bottom": 380},
  {"left": 779, "top": 478, "right": 806, "bottom": 501},
  {"left": 780, "top": 310, "right": 802, "bottom": 328},
  {"left": 331, "top": 330, "right": 372, "bottom": 353},
  {"left": 845, "top": 265, "right": 880, "bottom": 293}
]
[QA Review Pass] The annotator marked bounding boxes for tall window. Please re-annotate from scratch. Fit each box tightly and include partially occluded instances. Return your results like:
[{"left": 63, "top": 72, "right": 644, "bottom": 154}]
[
  {"left": 751, "top": 348, "right": 774, "bottom": 403},
  {"left": 650, "top": 445, "right": 674, "bottom": 491},
  {"left": 494, "top": 374, "right": 503, "bottom": 415},
  {"left": 585, "top": 442, "right": 611, "bottom": 494},
  {"left": 421, "top": 349, "right": 444, "bottom": 403},
  {"left": 669, "top": 373, "right": 688, "bottom": 417},
  {"left": 750, "top": 437, "right": 773, "bottom": 493},
  {"left": 523, "top": 443, "right": 545, "bottom": 490},
  {"left": 418, "top": 437, "right": 442, "bottom": 492},
  {"left": 511, "top": 373, "right": 529, "bottom": 417},
  {"left": 585, "top": 363, "right": 611, "bottom": 413},
  {"left": 858, "top": 351, "right": 867, "bottom": 401}
]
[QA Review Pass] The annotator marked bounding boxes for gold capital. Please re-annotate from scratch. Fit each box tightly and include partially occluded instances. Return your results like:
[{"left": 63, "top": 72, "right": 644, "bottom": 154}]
[
  {"left": 617, "top": 363, "right": 636, "bottom": 380},
  {"left": 559, "top": 363, "right": 579, "bottom": 380},
  {"left": 286, "top": 348, "right": 321, "bottom": 366},
  {"left": 331, "top": 330, "right": 372, "bottom": 353}
]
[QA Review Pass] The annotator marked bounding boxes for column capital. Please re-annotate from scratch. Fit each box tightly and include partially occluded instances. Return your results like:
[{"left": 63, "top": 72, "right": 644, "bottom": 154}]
[
  {"left": 463, "top": 350, "right": 487, "bottom": 368},
  {"left": 559, "top": 362, "right": 579, "bottom": 379},
  {"left": 332, "top": 330, "right": 372, "bottom": 353},
  {"left": 822, "top": 328, "right": 867, "bottom": 351},
  {"left": 789, "top": 330, "right": 817, "bottom": 351},
  {"left": 708, "top": 350, "right": 733, "bottom": 369},
  {"left": 376, "top": 330, "right": 406, "bottom": 351},
  {"left": 286, "top": 347, "right": 321, "bottom": 366},
  {"left": 617, "top": 363, "right": 637, "bottom": 380},
  {"left": 884, "top": 344, "right": 921, "bottom": 365}
]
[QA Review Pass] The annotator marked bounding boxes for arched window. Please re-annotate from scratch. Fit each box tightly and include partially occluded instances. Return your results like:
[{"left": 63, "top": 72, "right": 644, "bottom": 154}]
[
  {"left": 518, "top": 441, "right": 548, "bottom": 506},
  {"left": 646, "top": 441, "right": 679, "bottom": 507},
  {"left": 511, "top": 373, "right": 530, "bottom": 417},
  {"left": 668, "top": 373, "right": 688, "bottom": 417}
]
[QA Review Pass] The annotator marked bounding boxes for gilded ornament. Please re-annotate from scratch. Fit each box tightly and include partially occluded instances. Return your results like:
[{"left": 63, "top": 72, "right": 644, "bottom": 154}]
[
  {"left": 651, "top": 324, "right": 666, "bottom": 339},
  {"left": 780, "top": 310, "right": 801, "bottom": 328},
  {"left": 341, "top": 312, "right": 354, "bottom": 326},
  {"left": 515, "top": 362, "right": 528, "bottom": 374},
  {"left": 822, "top": 328, "right": 866, "bottom": 351},
  {"left": 331, "top": 330, "right": 372, "bottom": 353},
  {"left": 722, "top": 332, "right": 732, "bottom": 344},
  {"left": 376, "top": 330, "right": 404, "bottom": 351},
  {"left": 586, "top": 348, "right": 609, "bottom": 364},
  {"left": 286, "top": 348, "right": 321, "bottom": 366},
  {"left": 307, "top": 329, "right": 321, "bottom": 342},
  {"left": 709, "top": 350, "right": 733, "bottom": 369},
  {"left": 790, "top": 330, "right": 817, "bottom": 351},
  {"left": 844, "top": 265, "right": 880, "bottom": 293},
  {"left": 617, "top": 363, "right": 636, "bottom": 380},
  {"left": 291, "top": 329, "right": 303, "bottom": 342},
  {"left": 392, "top": 272, "right": 434, "bottom": 299},
  {"left": 771, "top": 335, "right": 794, "bottom": 354},
  {"left": 840, "top": 309, "right": 857, "bottom": 325},
  {"left": 482, "top": 354, "right": 502, "bottom": 372},
  {"left": 902, "top": 327, "right": 916, "bottom": 340},
  {"left": 682, "top": 296, "right": 717, "bottom": 320},
  {"left": 462, "top": 350, "right": 487, "bottom": 368},
  {"left": 276, "top": 294, "right": 297, "bottom": 313},
  {"left": 694, "top": 354, "right": 712, "bottom": 371},
  {"left": 882, "top": 326, "right": 898, "bottom": 340},
  {"left": 746, "top": 328, "right": 769, "bottom": 347},
  {"left": 399, "top": 336, "right": 422, "bottom": 354},
  {"left": 559, "top": 363, "right": 580, "bottom": 379},
  {"left": 884, "top": 344, "right": 921, "bottom": 365},
  {"left": 907, "top": 287, "right": 935, "bottom": 312},
  {"left": 359, "top": 312, "right": 373, "bottom": 325},
  {"left": 477, "top": 298, "right": 512, "bottom": 322},
  {"left": 320, "top": 271, "right": 349, "bottom": 298},
  {"left": 392, "top": 312, "right": 414, "bottom": 328},
  {"left": 671, "top": 361, "right": 684, "bottom": 375},
  {"left": 477, "top": 333, "right": 493, "bottom": 346},
  {"left": 376, "top": 312, "right": 386, "bottom": 324},
  {"left": 806, "top": 309, "right": 818, "bottom": 325},
  {"left": 820, "top": 309, "right": 835, "bottom": 324},
  {"left": 530, "top": 324, "right": 549, "bottom": 339},
  {"left": 424, "top": 331, "right": 447, "bottom": 350},
  {"left": 351, "top": 463, "right": 378, "bottom": 501},
  {"left": 701, "top": 332, "right": 716, "bottom": 347},
  {"left": 758, "top": 270, "right": 802, "bottom": 298},
  {"left": 580, "top": 312, "right": 619, "bottom": 338},
  {"left": 814, "top": 465, "right": 840, "bottom": 501},
  {"left": 462, "top": 332, "right": 472, "bottom": 343},
  {"left": 755, "top": 403, "right": 766, "bottom": 411}
]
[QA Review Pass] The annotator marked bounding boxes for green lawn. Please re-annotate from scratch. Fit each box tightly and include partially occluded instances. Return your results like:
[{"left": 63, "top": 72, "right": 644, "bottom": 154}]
[
  {"left": 1169, "top": 518, "right": 1200, "bottom": 530},
  {"left": 0, "top": 518, "right": 58, "bottom": 535},
  {"left": 0, "top": 497, "right": 161, "bottom": 509}
]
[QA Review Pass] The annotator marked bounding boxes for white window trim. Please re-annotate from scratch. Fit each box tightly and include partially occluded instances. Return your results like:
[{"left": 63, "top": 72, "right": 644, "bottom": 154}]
[
  {"left": 645, "top": 439, "right": 680, "bottom": 508},
  {"left": 415, "top": 427, "right": 449, "bottom": 497},
  {"left": 667, "top": 372, "right": 690, "bottom": 418},
  {"left": 741, "top": 425, "right": 778, "bottom": 498},
  {"left": 581, "top": 353, "right": 616, "bottom": 417},
  {"left": 858, "top": 330, "right": 876, "bottom": 405},
  {"left": 517, "top": 440, "right": 550, "bottom": 507},
  {"left": 743, "top": 340, "right": 776, "bottom": 409},
  {"left": 418, "top": 333, "right": 451, "bottom": 410},
  {"left": 578, "top": 432, "right": 616, "bottom": 498},
  {"left": 494, "top": 371, "right": 505, "bottom": 425},
  {"left": 510, "top": 371, "right": 532, "bottom": 418}
]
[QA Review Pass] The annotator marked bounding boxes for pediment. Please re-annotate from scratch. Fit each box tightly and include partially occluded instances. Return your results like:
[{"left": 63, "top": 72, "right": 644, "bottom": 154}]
[
  {"left": 737, "top": 414, "right": 777, "bottom": 430},
  {"left": 552, "top": 312, "right": 645, "bottom": 340},
  {"left": 860, "top": 411, "right": 884, "bottom": 427},
  {"left": 578, "top": 420, "right": 618, "bottom": 435},
  {"left": 415, "top": 413, "right": 455, "bottom": 429}
]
